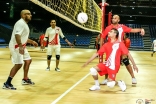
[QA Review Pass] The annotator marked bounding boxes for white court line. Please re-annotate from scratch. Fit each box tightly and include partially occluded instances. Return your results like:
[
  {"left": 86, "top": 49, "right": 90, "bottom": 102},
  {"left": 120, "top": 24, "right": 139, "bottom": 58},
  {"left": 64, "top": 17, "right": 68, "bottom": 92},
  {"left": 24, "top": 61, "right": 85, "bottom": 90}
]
[{"left": 51, "top": 73, "right": 90, "bottom": 104}]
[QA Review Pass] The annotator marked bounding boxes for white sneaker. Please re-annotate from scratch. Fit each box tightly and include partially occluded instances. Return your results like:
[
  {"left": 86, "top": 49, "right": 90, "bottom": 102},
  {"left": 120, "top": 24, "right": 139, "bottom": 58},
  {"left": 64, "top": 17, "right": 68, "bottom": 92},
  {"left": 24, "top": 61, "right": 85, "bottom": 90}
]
[
  {"left": 46, "top": 67, "right": 50, "bottom": 71},
  {"left": 55, "top": 68, "right": 60, "bottom": 72},
  {"left": 118, "top": 80, "right": 126, "bottom": 92},
  {"left": 89, "top": 85, "right": 100, "bottom": 91},
  {"left": 132, "top": 78, "right": 137, "bottom": 84},
  {"left": 101, "top": 79, "right": 108, "bottom": 85}
]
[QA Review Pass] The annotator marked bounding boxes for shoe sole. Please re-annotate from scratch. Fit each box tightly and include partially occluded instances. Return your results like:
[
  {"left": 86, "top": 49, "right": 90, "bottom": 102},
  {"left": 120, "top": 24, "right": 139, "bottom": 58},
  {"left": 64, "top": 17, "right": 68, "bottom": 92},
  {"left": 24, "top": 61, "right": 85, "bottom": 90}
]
[
  {"left": 2, "top": 86, "right": 16, "bottom": 90},
  {"left": 46, "top": 69, "right": 50, "bottom": 71},
  {"left": 22, "top": 82, "right": 35, "bottom": 85},
  {"left": 22, "top": 83, "right": 35, "bottom": 85},
  {"left": 89, "top": 88, "right": 100, "bottom": 91}
]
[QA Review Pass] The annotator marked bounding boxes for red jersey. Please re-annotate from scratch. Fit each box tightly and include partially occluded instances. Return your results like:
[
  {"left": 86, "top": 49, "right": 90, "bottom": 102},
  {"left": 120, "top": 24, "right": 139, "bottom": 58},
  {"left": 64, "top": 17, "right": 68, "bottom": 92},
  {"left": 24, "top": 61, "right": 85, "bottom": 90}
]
[
  {"left": 124, "top": 38, "right": 131, "bottom": 48},
  {"left": 102, "top": 24, "right": 131, "bottom": 42},
  {"left": 40, "top": 34, "right": 45, "bottom": 40},
  {"left": 97, "top": 41, "right": 129, "bottom": 71},
  {"left": 40, "top": 34, "right": 47, "bottom": 46}
]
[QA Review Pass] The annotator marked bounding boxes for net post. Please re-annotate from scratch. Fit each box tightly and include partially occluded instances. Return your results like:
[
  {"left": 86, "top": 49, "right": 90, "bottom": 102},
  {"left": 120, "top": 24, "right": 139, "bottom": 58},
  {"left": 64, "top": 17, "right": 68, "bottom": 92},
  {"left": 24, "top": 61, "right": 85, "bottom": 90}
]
[{"left": 99, "top": 0, "right": 108, "bottom": 63}]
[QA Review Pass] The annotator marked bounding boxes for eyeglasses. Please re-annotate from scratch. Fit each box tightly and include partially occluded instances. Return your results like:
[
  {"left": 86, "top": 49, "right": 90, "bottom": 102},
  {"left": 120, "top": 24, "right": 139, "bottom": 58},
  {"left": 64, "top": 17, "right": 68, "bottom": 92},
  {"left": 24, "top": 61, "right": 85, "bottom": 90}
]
[{"left": 51, "top": 22, "right": 56, "bottom": 23}]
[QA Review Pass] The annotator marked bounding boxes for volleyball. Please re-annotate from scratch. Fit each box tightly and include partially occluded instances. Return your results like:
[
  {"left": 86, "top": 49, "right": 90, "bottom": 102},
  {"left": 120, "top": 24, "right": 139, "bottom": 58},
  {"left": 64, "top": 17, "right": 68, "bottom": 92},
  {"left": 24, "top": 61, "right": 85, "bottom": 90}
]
[{"left": 77, "top": 12, "right": 88, "bottom": 24}]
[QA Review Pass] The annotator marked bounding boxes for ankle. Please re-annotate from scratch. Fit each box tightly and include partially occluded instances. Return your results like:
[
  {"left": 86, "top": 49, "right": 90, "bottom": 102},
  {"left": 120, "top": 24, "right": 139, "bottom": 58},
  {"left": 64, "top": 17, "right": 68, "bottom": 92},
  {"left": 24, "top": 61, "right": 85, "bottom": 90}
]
[{"left": 23, "top": 78, "right": 29, "bottom": 80}]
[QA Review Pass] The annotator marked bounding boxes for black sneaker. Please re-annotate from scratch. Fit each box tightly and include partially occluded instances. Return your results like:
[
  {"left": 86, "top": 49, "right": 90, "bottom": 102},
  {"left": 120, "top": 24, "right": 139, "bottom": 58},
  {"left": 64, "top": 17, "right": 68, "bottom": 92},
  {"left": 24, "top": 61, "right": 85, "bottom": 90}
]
[
  {"left": 22, "top": 79, "right": 35, "bottom": 85},
  {"left": 55, "top": 68, "right": 60, "bottom": 72},
  {"left": 2, "top": 83, "right": 16, "bottom": 90}
]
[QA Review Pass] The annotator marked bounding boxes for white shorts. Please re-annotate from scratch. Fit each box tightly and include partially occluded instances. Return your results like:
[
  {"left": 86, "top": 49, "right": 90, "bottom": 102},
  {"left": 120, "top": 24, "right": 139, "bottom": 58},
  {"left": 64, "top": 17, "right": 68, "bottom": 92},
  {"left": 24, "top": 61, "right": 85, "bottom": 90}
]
[
  {"left": 154, "top": 47, "right": 156, "bottom": 51},
  {"left": 10, "top": 47, "right": 31, "bottom": 64},
  {"left": 47, "top": 45, "right": 61, "bottom": 55}
]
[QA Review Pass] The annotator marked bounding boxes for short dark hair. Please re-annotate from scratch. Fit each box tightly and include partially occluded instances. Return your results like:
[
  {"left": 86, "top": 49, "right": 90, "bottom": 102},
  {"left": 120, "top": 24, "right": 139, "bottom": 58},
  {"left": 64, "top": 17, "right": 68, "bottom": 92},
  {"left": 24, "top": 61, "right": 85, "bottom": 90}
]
[
  {"left": 50, "top": 19, "right": 56, "bottom": 22},
  {"left": 111, "top": 28, "right": 119, "bottom": 38}
]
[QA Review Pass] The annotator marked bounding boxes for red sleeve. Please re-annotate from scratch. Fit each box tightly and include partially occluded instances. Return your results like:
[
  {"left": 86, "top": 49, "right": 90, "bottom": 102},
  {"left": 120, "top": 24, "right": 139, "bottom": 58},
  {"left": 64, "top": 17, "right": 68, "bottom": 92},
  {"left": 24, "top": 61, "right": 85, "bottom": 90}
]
[
  {"left": 120, "top": 42, "right": 129, "bottom": 55},
  {"left": 123, "top": 25, "right": 132, "bottom": 33},
  {"left": 97, "top": 44, "right": 106, "bottom": 55},
  {"left": 101, "top": 26, "right": 111, "bottom": 39}
]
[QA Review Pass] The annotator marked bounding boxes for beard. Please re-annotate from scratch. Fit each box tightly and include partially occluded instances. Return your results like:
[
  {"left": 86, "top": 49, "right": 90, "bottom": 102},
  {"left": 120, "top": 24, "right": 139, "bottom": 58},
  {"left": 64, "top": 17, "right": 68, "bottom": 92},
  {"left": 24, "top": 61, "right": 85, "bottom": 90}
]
[
  {"left": 25, "top": 16, "right": 31, "bottom": 22},
  {"left": 112, "top": 21, "right": 116, "bottom": 24}
]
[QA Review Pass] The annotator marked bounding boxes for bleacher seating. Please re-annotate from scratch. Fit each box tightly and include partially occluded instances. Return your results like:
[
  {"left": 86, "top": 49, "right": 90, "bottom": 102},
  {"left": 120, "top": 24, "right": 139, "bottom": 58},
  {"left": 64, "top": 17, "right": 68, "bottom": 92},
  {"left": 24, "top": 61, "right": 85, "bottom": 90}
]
[
  {"left": 0, "top": 38, "right": 6, "bottom": 43},
  {"left": 125, "top": 24, "right": 144, "bottom": 48},
  {"left": 2, "top": 21, "right": 156, "bottom": 49},
  {"left": 0, "top": 23, "right": 12, "bottom": 30}
]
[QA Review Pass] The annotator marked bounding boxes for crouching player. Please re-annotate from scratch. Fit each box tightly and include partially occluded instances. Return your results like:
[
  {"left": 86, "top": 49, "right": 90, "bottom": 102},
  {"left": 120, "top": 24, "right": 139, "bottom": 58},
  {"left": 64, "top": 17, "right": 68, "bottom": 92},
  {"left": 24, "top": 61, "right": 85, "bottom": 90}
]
[{"left": 82, "top": 28, "right": 138, "bottom": 91}]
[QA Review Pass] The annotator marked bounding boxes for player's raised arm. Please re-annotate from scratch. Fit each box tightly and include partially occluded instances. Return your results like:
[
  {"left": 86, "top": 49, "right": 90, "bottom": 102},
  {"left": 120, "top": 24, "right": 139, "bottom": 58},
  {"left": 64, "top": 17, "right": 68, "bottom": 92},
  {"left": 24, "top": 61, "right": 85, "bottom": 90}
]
[{"left": 130, "top": 28, "right": 145, "bottom": 36}]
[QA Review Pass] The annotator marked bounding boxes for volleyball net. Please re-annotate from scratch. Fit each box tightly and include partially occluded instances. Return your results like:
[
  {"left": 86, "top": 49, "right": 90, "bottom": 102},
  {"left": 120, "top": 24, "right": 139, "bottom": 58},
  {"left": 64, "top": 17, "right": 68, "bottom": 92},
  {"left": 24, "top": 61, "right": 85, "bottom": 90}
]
[{"left": 30, "top": 0, "right": 102, "bottom": 33}]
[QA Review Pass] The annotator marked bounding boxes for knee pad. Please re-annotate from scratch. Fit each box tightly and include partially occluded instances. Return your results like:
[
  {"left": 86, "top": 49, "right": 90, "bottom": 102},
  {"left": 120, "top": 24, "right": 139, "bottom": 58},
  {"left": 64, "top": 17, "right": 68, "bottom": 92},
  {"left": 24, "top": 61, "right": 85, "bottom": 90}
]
[
  {"left": 107, "top": 81, "right": 115, "bottom": 88},
  {"left": 90, "top": 67, "right": 97, "bottom": 75},
  {"left": 56, "top": 55, "right": 60, "bottom": 60},
  {"left": 123, "top": 58, "right": 130, "bottom": 66},
  {"left": 47, "top": 55, "right": 52, "bottom": 60}
]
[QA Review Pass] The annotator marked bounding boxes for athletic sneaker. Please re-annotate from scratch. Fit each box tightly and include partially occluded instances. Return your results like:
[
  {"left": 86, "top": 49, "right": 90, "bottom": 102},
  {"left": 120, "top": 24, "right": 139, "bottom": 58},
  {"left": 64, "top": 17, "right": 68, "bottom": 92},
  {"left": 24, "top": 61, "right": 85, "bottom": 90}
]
[
  {"left": 132, "top": 78, "right": 137, "bottom": 84},
  {"left": 89, "top": 85, "right": 100, "bottom": 91},
  {"left": 100, "top": 79, "right": 108, "bottom": 85},
  {"left": 55, "top": 68, "right": 60, "bottom": 72},
  {"left": 46, "top": 67, "right": 50, "bottom": 71},
  {"left": 22, "top": 79, "right": 35, "bottom": 85},
  {"left": 118, "top": 80, "right": 126, "bottom": 92},
  {"left": 2, "top": 83, "right": 16, "bottom": 90}
]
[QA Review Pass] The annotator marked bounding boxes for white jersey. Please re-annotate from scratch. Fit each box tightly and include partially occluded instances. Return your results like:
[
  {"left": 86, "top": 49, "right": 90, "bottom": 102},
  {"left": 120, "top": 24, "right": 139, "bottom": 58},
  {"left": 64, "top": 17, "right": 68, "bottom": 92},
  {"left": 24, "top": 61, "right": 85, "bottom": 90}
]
[
  {"left": 45, "top": 26, "right": 65, "bottom": 45},
  {"left": 9, "top": 18, "right": 29, "bottom": 48},
  {"left": 153, "top": 40, "right": 156, "bottom": 51}
]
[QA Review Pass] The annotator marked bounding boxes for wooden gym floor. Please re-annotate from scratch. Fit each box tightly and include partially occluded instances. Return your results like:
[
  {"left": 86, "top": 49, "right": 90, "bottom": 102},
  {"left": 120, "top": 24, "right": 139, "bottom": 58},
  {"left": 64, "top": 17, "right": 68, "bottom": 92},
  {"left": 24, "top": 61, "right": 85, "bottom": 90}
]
[{"left": 0, "top": 47, "right": 156, "bottom": 104}]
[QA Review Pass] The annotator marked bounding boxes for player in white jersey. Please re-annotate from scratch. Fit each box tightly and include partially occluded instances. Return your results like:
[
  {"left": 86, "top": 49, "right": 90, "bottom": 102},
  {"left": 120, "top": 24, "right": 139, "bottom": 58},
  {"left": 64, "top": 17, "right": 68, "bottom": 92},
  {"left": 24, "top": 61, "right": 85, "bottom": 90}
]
[
  {"left": 2, "top": 9, "right": 38, "bottom": 90},
  {"left": 44, "top": 19, "right": 72, "bottom": 71},
  {"left": 151, "top": 38, "right": 156, "bottom": 57}
]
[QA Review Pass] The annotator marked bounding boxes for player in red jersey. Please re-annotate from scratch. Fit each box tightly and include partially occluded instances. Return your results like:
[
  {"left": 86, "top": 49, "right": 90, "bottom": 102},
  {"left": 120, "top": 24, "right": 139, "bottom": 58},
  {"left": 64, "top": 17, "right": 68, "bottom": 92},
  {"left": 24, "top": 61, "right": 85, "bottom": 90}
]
[
  {"left": 39, "top": 34, "right": 47, "bottom": 51},
  {"left": 100, "top": 15, "right": 145, "bottom": 85},
  {"left": 82, "top": 28, "right": 138, "bottom": 91},
  {"left": 124, "top": 34, "right": 131, "bottom": 49}
]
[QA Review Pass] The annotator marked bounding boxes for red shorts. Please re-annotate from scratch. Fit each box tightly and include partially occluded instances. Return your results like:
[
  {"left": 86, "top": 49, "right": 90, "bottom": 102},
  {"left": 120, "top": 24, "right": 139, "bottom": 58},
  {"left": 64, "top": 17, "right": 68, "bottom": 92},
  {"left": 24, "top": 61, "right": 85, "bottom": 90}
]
[{"left": 97, "top": 63, "right": 119, "bottom": 80}]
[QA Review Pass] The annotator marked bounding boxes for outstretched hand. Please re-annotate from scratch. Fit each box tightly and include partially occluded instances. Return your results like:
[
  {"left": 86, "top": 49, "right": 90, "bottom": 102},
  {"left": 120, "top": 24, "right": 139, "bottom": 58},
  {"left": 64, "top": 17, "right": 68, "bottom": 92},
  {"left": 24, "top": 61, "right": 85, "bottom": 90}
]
[
  {"left": 133, "top": 65, "right": 138, "bottom": 73},
  {"left": 32, "top": 41, "right": 38, "bottom": 47},
  {"left": 140, "top": 28, "right": 145, "bottom": 36},
  {"left": 68, "top": 42, "right": 74, "bottom": 48},
  {"left": 82, "top": 63, "right": 88, "bottom": 68}
]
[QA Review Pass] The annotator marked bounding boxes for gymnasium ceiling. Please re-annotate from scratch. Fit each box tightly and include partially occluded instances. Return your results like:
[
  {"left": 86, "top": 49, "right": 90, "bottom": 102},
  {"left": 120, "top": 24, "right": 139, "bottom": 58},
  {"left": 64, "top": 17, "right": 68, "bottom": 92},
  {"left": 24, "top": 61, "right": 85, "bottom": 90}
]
[{"left": 0, "top": 0, "right": 156, "bottom": 24}]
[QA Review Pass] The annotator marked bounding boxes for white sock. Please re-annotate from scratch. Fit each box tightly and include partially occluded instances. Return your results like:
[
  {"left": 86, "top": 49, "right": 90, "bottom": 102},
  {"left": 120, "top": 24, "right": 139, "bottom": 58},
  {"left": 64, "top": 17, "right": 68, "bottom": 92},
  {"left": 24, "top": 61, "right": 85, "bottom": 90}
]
[{"left": 94, "top": 80, "right": 99, "bottom": 86}]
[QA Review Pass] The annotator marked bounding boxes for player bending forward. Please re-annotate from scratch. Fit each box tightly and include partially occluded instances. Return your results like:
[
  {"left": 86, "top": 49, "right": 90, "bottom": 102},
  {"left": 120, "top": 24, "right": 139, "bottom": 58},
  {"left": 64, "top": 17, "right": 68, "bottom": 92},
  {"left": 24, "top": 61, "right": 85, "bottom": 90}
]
[{"left": 82, "top": 28, "right": 138, "bottom": 91}]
